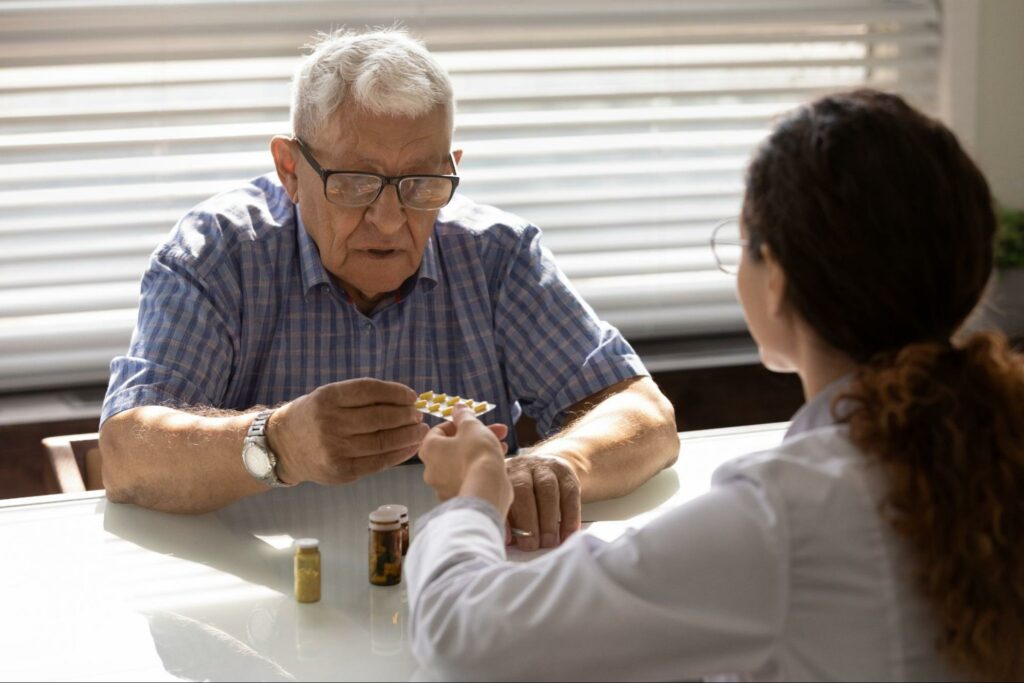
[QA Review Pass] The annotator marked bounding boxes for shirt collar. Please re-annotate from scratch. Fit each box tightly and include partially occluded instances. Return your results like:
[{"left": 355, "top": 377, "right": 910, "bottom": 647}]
[
  {"left": 784, "top": 372, "right": 855, "bottom": 439},
  {"left": 295, "top": 209, "right": 442, "bottom": 298},
  {"left": 416, "top": 234, "right": 440, "bottom": 291},
  {"left": 296, "top": 211, "right": 332, "bottom": 294}
]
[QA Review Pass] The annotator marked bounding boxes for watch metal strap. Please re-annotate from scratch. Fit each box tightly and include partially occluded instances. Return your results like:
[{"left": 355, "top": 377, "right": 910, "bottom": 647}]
[
  {"left": 249, "top": 409, "right": 273, "bottom": 438},
  {"left": 247, "top": 409, "right": 292, "bottom": 488}
]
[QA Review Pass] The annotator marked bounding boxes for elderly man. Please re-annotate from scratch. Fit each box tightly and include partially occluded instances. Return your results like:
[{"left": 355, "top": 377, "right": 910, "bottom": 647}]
[{"left": 99, "top": 28, "right": 678, "bottom": 549}]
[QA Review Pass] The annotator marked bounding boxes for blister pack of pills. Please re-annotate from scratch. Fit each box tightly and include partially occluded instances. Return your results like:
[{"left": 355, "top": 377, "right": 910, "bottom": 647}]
[{"left": 416, "top": 391, "right": 496, "bottom": 421}]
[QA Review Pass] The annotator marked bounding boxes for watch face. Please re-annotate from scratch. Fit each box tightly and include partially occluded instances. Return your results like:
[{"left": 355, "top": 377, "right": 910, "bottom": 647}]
[{"left": 243, "top": 441, "right": 273, "bottom": 479}]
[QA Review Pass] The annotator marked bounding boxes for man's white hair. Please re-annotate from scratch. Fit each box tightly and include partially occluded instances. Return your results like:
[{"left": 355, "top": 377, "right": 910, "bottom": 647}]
[{"left": 291, "top": 27, "right": 455, "bottom": 140}]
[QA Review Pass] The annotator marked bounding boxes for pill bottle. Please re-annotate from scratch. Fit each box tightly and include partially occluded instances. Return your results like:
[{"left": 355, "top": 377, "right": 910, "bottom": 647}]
[
  {"left": 369, "top": 508, "right": 403, "bottom": 586},
  {"left": 378, "top": 504, "right": 410, "bottom": 555},
  {"left": 293, "top": 538, "right": 321, "bottom": 603}
]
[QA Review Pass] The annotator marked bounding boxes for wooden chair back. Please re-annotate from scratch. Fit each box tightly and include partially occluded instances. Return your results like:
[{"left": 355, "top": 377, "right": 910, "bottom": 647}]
[{"left": 41, "top": 433, "right": 102, "bottom": 493}]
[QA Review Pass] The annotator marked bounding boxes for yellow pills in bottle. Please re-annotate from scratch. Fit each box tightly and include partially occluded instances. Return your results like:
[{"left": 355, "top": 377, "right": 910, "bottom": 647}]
[{"left": 294, "top": 538, "right": 321, "bottom": 603}]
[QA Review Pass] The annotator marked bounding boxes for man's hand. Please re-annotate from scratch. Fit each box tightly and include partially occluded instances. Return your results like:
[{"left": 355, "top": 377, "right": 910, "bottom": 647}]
[
  {"left": 420, "top": 405, "right": 512, "bottom": 516},
  {"left": 505, "top": 455, "right": 581, "bottom": 551},
  {"left": 267, "top": 378, "right": 429, "bottom": 486}
]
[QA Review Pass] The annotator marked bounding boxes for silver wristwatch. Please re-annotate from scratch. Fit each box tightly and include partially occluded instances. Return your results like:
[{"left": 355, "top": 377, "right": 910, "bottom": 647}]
[{"left": 242, "top": 409, "right": 293, "bottom": 488}]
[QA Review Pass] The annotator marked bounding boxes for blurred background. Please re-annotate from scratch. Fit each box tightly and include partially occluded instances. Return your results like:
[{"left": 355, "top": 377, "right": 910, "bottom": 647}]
[{"left": 1, "top": 0, "right": 1021, "bottom": 498}]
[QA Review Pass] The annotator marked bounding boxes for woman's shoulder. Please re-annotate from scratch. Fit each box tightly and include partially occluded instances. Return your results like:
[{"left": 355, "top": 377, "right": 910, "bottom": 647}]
[{"left": 712, "top": 425, "right": 878, "bottom": 510}]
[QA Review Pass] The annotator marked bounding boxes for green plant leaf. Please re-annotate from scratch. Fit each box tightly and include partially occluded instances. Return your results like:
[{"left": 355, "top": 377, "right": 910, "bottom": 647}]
[{"left": 995, "top": 204, "right": 1024, "bottom": 269}]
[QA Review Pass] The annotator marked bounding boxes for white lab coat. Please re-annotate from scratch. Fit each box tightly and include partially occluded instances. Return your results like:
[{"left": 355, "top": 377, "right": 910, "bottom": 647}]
[{"left": 405, "top": 379, "right": 956, "bottom": 681}]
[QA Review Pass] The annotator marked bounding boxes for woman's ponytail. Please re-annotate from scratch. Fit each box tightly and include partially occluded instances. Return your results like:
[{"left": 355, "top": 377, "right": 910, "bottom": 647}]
[{"left": 843, "top": 331, "right": 1024, "bottom": 681}]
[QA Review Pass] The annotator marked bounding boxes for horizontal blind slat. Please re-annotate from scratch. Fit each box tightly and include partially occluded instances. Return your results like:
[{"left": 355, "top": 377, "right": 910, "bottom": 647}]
[
  {"left": 0, "top": 29, "right": 939, "bottom": 90},
  {"left": 0, "top": 0, "right": 941, "bottom": 391}
]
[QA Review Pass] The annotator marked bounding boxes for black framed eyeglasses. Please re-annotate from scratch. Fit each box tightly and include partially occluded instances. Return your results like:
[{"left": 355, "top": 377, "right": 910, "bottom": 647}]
[
  {"left": 293, "top": 137, "right": 460, "bottom": 211},
  {"left": 710, "top": 217, "right": 750, "bottom": 275}
]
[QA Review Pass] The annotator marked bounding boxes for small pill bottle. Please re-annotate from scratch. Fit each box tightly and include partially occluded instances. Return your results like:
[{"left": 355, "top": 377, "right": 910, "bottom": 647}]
[
  {"left": 293, "top": 538, "right": 321, "bottom": 603},
  {"left": 369, "top": 508, "right": 403, "bottom": 586},
  {"left": 378, "top": 504, "right": 410, "bottom": 555}
]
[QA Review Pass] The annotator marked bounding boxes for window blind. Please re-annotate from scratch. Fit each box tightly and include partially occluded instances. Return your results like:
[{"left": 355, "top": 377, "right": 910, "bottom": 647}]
[{"left": 0, "top": 0, "right": 942, "bottom": 392}]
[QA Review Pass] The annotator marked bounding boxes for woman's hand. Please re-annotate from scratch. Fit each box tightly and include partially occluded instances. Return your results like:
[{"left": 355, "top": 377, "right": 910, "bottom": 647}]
[{"left": 419, "top": 405, "right": 513, "bottom": 517}]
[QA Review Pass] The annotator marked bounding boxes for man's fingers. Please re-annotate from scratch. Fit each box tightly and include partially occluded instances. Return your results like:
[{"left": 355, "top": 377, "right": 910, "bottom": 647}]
[
  {"left": 341, "top": 444, "right": 419, "bottom": 480},
  {"left": 533, "top": 468, "right": 561, "bottom": 548},
  {"left": 345, "top": 423, "right": 429, "bottom": 456},
  {"left": 557, "top": 463, "right": 583, "bottom": 542},
  {"left": 326, "top": 378, "right": 418, "bottom": 407},
  {"left": 507, "top": 470, "right": 540, "bottom": 551},
  {"left": 342, "top": 404, "right": 423, "bottom": 434}
]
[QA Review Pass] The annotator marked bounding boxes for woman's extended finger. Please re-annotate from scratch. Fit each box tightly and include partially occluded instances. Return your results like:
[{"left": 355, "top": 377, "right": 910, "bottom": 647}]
[
  {"left": 430, "top": 420, "right": 458, "bottom": 438},
  {"left": 450, "top": 402, "right": 478, "bottom": 427}
]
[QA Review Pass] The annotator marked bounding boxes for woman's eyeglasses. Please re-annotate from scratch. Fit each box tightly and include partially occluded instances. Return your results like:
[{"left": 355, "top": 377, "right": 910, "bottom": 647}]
[{"left": 710, "top": 217, "right": 749, "bottom": 275}]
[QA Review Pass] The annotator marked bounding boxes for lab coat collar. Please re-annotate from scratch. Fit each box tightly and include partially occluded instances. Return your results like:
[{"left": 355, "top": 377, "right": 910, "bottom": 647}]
[{"left": 784, "top": 372, "right": 855, "bottom": 439}]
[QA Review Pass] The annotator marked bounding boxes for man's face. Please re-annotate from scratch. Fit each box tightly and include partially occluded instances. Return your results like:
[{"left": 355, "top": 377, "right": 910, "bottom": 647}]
[{"left": 292, "top": 106, "right": 454, "bottom": 306}]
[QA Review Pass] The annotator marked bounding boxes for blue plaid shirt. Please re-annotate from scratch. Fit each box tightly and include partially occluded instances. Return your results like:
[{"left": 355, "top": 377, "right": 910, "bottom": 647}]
[{"left": 102, "top": 173, "right": 647, "bottom": 452}]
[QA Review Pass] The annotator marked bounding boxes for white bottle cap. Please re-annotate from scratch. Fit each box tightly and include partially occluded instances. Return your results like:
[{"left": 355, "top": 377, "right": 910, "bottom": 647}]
[
  {"left": 293, "top": 537, "right": 319, "bottom": 550},
  {"left": 369, "top": 508, "right": 401, "bottom": 530},
  {"left": 378, "top": 504, "right": 409, "bottom": 522}
]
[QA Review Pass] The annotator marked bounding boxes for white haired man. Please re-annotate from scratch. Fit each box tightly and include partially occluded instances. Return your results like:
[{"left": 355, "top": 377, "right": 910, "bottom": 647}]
[{"left": 99, "top": 28, "right": 678, "bottom": 549}]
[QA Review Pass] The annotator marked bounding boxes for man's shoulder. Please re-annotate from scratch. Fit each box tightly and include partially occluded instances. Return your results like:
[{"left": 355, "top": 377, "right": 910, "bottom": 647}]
[{"left": 162, "top": 173, "right": 295, "bottom": 265}]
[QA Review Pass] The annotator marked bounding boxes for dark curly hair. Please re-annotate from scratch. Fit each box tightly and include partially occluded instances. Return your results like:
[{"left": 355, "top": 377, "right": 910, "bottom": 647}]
[{"left": 742, "top": 89, "right": 1024, "bottom": 681}]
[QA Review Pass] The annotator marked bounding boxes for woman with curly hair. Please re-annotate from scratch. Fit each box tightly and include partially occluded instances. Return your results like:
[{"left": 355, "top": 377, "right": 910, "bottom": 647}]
[{"left": 404, "top": 89, "right": 1024, "bottom": 681}]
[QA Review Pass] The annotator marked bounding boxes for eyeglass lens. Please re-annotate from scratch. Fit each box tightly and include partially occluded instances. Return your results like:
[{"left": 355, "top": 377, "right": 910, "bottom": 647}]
[
  {"left": 325, "top": 174, "right": 454, "bottom": 210},
  {"left": 712, "top": 219, "right": 744, "bottom": 274}
]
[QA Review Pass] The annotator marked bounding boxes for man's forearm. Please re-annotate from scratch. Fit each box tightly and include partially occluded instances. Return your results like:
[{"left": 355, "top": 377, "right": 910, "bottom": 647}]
[
  {"left": 99, "top": 406, "right": 267, "bottom": 514},
  {"left": 529, "top": 377, "right": 679, "bottom": 502}
]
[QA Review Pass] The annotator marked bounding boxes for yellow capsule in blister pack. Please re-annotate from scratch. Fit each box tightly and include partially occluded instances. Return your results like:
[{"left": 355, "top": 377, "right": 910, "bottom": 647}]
[{"left": 414, "top": 390, "right": 496, "bottom": 421}]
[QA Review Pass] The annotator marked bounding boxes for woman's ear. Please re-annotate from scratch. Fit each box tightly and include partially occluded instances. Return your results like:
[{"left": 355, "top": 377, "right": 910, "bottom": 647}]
[
  {"left": 270, "top": 136, "right": 299, "bottom": 203},
  {"left": 762, "top": 245, "right": 788, "bottom": 319}
]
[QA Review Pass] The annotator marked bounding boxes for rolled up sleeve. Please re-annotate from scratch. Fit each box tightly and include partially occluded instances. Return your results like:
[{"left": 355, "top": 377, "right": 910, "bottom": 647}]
[{"left": 101, "top": 242, "right": 240, "bottom": 425}]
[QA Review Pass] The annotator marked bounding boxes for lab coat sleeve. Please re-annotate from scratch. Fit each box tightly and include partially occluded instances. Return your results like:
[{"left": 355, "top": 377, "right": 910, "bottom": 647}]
[{"left": 405, "top": 479, "right": 787, "bottom": 682}]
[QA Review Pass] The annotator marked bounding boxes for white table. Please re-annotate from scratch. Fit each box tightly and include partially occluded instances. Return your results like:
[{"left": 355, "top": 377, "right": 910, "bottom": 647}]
[{"left": 0, "top": 423, "right": 788, "bottom": 682}]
